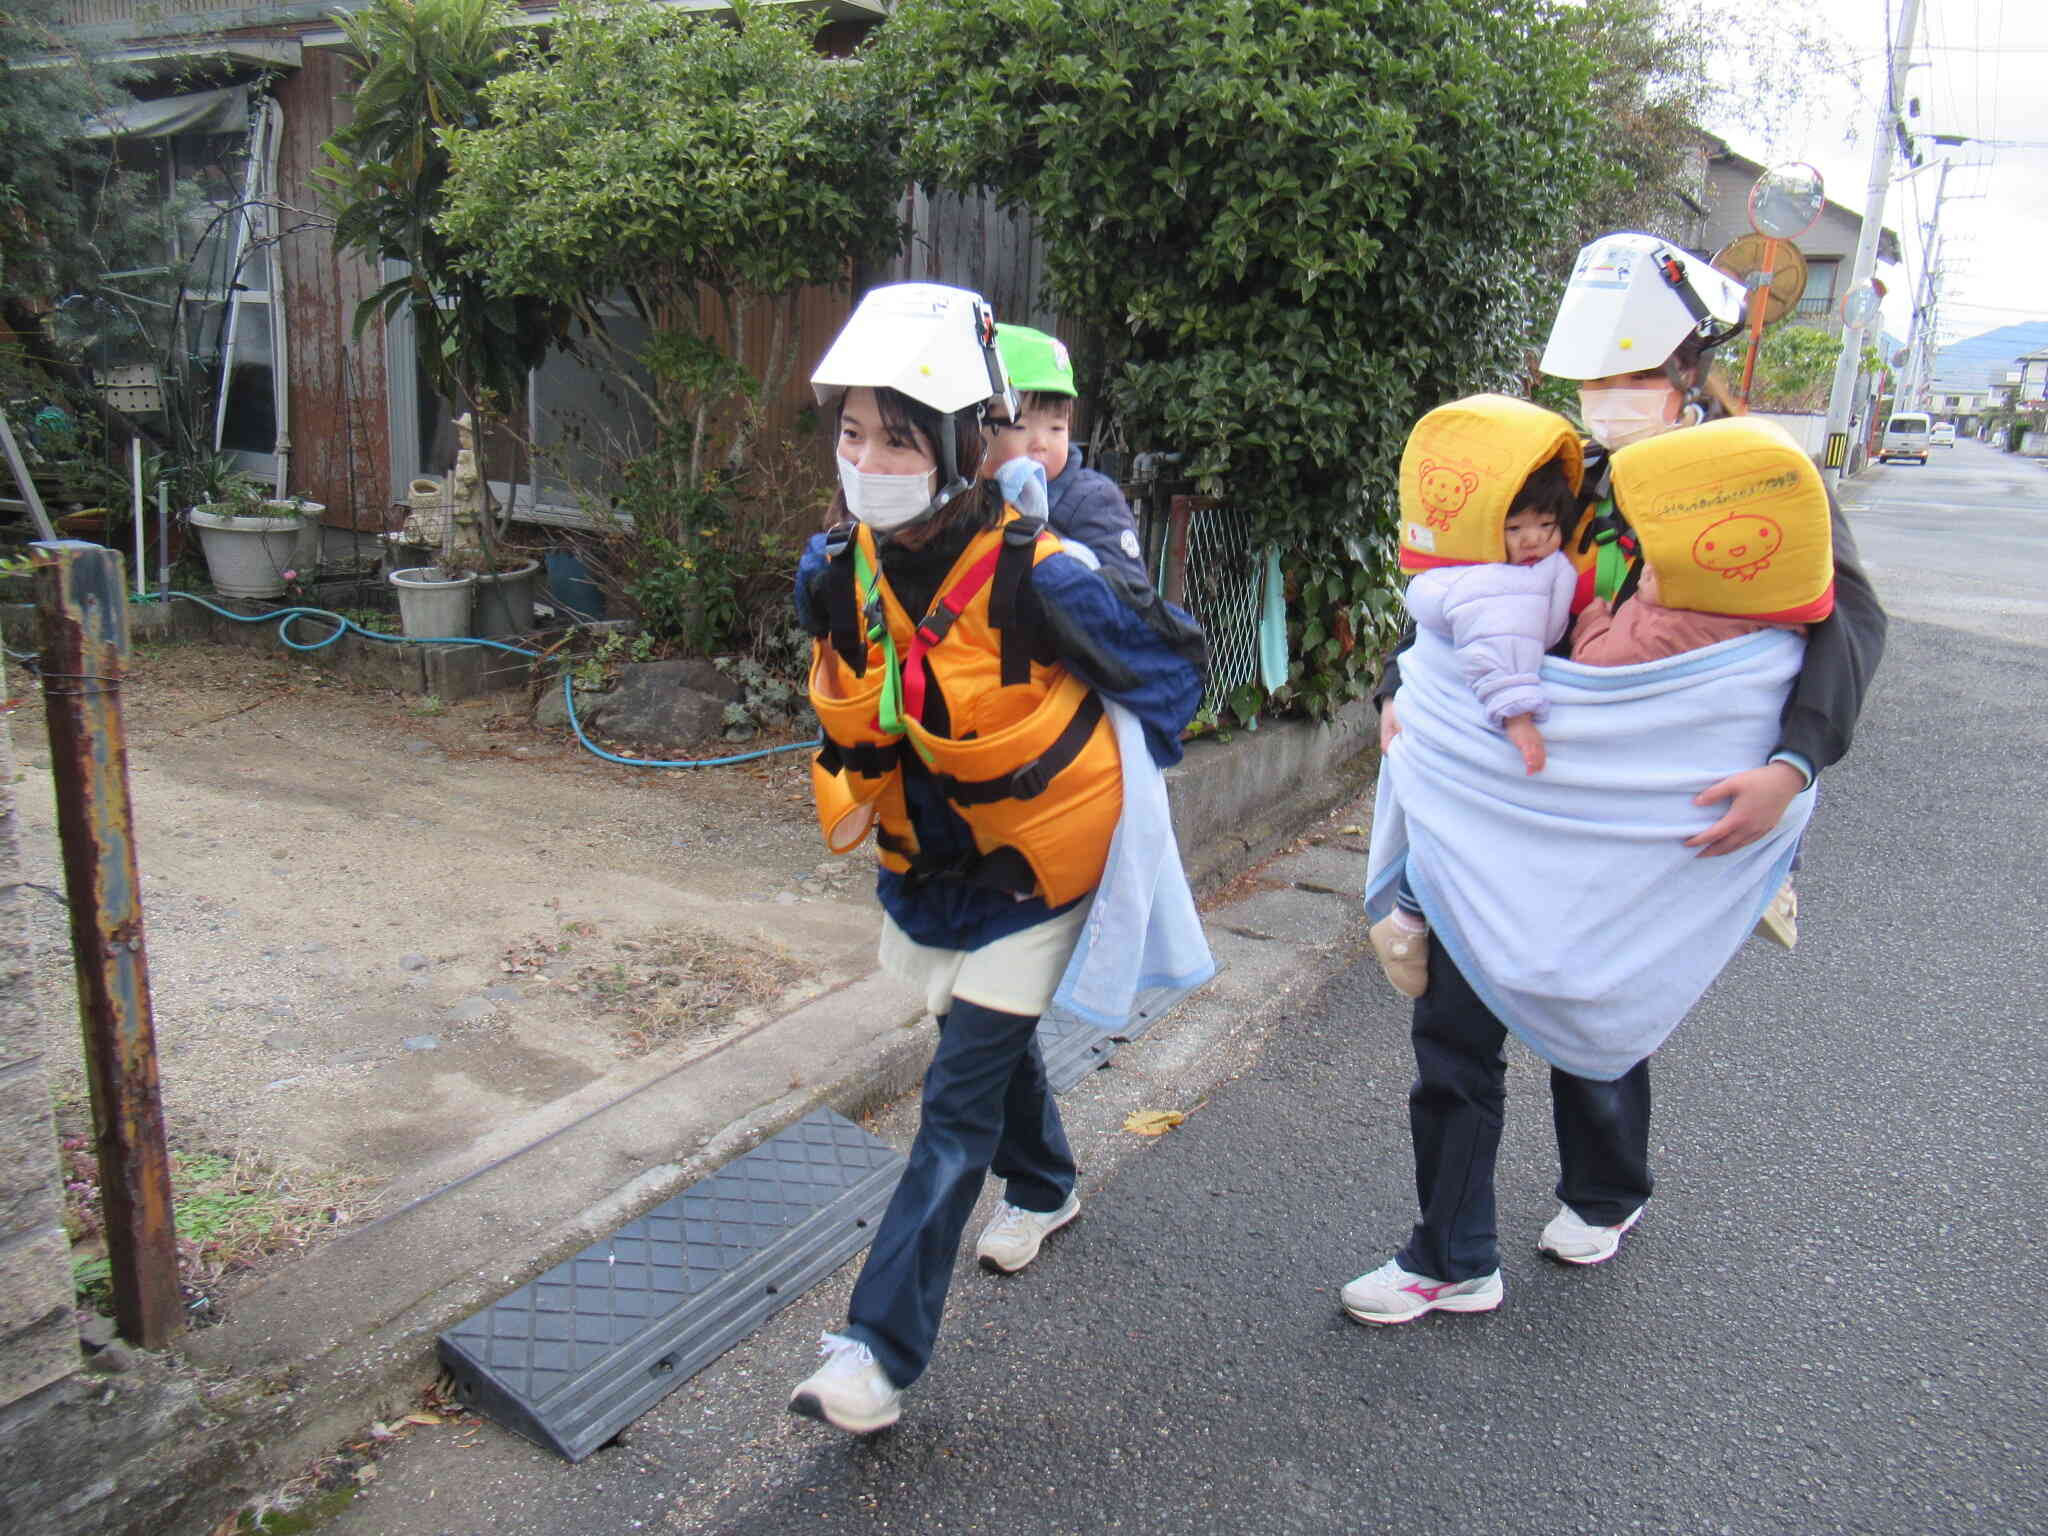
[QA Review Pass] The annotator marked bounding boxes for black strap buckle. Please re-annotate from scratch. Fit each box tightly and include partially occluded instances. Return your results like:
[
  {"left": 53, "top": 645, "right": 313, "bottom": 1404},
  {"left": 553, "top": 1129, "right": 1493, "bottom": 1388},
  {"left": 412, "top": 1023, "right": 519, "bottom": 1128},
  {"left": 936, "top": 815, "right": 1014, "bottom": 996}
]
[
  {"left": 1007, "top": 757, "right": 1053, "bottom": 800},
  {"left": 917, "top": 604, "right": 960, "bottom": 647}
]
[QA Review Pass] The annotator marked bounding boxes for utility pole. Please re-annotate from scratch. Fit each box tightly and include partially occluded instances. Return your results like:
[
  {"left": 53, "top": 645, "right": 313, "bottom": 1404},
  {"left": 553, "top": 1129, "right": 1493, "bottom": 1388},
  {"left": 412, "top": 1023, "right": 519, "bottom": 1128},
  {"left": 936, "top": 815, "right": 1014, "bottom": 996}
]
[
  {"left": 1899, "top": 158, "right": 1951, "bottom": 411},
  {"left": 1821, "top": 0, "right": 1922, "bottom": 484}
]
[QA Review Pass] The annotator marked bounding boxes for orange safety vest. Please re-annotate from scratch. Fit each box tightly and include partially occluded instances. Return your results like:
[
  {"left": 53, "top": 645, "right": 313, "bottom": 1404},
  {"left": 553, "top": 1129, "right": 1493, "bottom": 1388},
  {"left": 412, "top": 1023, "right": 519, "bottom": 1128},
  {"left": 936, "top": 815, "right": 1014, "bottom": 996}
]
[{"left": 808, "top": 508, "right": 1122, "bottom": 909}]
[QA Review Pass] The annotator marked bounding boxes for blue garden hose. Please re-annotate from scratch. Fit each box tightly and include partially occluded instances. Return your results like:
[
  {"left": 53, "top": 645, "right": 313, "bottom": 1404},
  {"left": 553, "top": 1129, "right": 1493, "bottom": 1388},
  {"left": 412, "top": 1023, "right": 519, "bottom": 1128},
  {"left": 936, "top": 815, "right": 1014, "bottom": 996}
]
[{"left": 144, "top": 591, "right": 820, "bottom": 769}]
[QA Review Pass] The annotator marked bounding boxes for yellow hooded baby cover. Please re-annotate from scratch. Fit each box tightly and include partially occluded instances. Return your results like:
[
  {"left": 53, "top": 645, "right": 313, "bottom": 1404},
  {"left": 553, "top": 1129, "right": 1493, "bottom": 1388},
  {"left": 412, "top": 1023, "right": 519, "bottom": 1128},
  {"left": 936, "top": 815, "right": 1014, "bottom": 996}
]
[
  {"left": 1398, "top": 394, "right": 1583, "bottom": 572},
  {"left": 1607, "top": 416, "right": 1834, "bottom": 624}
]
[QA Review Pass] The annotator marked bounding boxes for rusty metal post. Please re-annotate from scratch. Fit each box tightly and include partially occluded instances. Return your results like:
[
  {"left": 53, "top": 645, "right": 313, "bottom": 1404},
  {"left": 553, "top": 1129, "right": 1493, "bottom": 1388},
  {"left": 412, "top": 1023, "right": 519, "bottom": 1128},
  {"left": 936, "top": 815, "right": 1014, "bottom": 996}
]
[
  {"left": 34, "top": 541, "right": 181, "bottom": 1347},
  {"left": 1163, "top": 495, "right": 1196, "bottom": 610}
]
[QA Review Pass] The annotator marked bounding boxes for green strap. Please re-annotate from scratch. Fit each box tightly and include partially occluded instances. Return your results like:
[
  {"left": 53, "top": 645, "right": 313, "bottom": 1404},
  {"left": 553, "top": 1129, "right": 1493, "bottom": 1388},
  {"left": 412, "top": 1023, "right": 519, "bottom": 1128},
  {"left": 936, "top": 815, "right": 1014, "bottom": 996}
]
[
  {"left": 853, "top": 541, "right": 906, "bottom": 738},
  {"left": 1591, "top": 498, "right": 1630, "bottom": 603}
]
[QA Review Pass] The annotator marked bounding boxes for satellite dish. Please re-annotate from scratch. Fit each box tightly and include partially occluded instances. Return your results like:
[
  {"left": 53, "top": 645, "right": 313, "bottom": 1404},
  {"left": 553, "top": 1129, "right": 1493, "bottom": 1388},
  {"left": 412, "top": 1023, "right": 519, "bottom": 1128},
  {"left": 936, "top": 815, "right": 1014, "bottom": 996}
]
[{"left": 1712, "top": 235, "right": 1809, "bottom": 325}]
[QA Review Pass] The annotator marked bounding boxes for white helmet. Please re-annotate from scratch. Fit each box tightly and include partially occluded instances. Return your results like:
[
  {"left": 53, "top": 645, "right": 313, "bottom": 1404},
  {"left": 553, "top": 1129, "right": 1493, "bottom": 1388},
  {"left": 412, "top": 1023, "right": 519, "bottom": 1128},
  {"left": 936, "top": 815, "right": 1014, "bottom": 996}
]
[
  {"left": 811, "top": 282, "right": 1018, "bottom": 420},
  {"left": 1539, "top": 233, "right": 1748, "bottom": 381}
]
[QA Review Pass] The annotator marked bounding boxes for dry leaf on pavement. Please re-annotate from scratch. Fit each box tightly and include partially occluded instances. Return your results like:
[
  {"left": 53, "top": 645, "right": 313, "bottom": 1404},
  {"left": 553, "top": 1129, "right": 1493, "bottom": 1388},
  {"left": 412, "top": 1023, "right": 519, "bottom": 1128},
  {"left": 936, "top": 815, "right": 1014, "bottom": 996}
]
[{"left": 1123, "top": 1109, "right": 1187, "bottom": 1136}]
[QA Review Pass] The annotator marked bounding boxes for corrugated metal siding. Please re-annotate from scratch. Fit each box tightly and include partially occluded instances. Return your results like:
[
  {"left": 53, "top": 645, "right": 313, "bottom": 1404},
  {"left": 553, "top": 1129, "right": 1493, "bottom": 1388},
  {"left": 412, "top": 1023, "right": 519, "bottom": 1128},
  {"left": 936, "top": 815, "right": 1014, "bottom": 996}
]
[
  {"left": 691, "top": 282, "right": 856, "bottom": 451},
  {"left": 881, "top": 186, "right": 1061, "bottom": 332},
  {"left": 868, "top": 186, "right": 1109, "bottom": 435},
  {"left": 273, "top": 54, "right": 392, "bottom": 533}
]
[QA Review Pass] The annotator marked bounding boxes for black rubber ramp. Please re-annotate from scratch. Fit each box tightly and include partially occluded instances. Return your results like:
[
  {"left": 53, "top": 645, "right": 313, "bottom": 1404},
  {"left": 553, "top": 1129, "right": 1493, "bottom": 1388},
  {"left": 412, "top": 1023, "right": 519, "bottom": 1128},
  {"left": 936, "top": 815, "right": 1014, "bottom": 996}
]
[
  {"left": 1036, "top": 974, "right": 1211, "bottom": 1092},
  {"left": 1035, "top": 1007, "right": 1121, "bottom": 1092},
  {"left": 438, "top": 1109, "right": 904, "bottom": 1462}
]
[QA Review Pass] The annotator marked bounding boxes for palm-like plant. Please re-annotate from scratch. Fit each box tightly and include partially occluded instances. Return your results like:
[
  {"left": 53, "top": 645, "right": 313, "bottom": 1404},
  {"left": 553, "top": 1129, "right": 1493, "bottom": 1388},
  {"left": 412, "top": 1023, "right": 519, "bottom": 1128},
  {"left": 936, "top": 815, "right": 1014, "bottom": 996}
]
[{"left": 319, "top": 0, "right": 568, "bottom": 430}]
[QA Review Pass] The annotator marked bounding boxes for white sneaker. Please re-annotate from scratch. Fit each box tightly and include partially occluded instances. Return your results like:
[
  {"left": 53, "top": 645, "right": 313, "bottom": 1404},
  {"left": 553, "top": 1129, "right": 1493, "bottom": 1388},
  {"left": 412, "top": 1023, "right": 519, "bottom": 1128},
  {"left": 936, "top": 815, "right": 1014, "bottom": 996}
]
[
  {"left": 788, "top": 1332, "right": 901, "bottom": 1434},
  {"left": 975, "top": 1191, "right": 1081, "bottom": 1273},
  {"left": 1340, "top": 1258, "right": 1503, "bottom": 1324},
  {"left": 1537, "top": 1203, "right": 1644, "bottom": 1266}
]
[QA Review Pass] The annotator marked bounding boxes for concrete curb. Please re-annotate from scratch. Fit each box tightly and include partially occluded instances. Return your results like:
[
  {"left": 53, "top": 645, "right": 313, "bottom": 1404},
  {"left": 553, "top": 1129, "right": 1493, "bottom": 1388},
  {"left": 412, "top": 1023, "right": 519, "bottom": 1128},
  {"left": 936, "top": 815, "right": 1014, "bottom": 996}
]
[
  {"left": 14, "top": 684, "right": 1380, "bottom": 1535},
  {"left": 1171, "top": 698, "right": 1378, "bottom": 887}
]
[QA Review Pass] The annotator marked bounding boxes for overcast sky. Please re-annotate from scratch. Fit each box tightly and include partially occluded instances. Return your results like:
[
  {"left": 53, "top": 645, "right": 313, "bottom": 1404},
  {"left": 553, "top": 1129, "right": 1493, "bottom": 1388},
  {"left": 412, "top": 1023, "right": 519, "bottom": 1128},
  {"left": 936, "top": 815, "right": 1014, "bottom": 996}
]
[{"left": 1701, "top": 0, "right": 2048, "bottom": 348}]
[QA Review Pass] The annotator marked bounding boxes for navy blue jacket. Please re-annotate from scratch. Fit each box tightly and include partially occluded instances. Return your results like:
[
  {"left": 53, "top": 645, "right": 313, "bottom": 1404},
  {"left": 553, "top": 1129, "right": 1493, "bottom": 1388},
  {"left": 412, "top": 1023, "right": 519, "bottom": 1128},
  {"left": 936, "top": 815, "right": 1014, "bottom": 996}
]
[{"left": 1046, "top": 448, "right": 1149, "bottom": 586}]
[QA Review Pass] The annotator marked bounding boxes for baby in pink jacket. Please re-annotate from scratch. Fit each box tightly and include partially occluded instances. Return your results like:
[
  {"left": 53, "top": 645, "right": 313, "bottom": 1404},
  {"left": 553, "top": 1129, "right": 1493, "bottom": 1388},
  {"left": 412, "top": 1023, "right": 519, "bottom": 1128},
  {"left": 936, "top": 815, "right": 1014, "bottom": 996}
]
[
  {"left": 1570, "top": 561, "right": 1807, "bottom": 664},
  {"left": 1401, "top": 457, "right": 1578, "bottom": 775}
]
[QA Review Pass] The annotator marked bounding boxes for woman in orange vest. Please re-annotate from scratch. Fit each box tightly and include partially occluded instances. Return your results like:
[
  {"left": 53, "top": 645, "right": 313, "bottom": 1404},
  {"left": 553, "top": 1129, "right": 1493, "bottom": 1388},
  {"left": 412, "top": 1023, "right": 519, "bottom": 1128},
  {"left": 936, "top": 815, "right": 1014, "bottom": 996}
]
[{"left": 787, "top": 284, "right": 1206, "bottom": 1434}]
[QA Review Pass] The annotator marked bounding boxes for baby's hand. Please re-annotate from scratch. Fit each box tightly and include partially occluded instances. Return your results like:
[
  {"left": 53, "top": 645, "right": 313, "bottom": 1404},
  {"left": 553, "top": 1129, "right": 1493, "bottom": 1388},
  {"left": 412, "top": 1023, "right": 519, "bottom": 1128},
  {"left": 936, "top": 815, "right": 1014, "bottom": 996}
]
[{"left": 1502, "top": 714, "right": 1546, "bottom": 775}]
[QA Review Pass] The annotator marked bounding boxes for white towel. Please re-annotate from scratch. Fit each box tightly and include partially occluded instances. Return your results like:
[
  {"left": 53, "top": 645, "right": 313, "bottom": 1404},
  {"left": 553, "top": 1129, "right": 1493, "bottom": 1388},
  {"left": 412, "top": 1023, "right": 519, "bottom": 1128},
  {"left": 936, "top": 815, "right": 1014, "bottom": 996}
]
[
  {"left": 1364, "top": 626, "right": 1812, "bottom": 1079},
  {"left": 1052, "top": 699, "right": 1217, "bottom": 1031}
]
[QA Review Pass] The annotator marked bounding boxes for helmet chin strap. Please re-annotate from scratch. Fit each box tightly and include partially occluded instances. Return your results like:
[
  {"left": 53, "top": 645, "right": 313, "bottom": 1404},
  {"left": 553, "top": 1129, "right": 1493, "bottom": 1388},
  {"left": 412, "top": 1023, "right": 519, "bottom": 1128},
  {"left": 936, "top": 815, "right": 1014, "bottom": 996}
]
[{"left": 909, "top": 404, "right": 985, "bottom": 525}]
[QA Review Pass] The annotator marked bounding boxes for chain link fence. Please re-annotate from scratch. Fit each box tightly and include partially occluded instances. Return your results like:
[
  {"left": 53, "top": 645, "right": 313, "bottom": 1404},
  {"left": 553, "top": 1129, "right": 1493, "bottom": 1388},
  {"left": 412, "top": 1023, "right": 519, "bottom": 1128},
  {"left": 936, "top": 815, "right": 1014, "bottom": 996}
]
[{"left": 1124, "top": 473, "right": 1272, "bottom": 720}]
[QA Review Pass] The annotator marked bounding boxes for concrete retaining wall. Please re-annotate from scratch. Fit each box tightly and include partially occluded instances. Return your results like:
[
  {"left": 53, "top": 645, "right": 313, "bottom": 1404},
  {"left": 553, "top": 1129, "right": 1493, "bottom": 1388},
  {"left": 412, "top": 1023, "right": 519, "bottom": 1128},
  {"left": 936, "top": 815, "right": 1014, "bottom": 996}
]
[
  {"left": 1168, "top": 698, "right": 1379, "bottom": 888},
  {"left": 0, "top": 654, "right": 76, "bottom": 1409}
]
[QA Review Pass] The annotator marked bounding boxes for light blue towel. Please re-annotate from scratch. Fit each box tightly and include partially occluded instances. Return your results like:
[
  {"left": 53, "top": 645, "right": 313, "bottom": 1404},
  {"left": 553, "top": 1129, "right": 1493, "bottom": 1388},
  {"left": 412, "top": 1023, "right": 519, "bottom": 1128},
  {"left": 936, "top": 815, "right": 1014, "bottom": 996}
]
[
  {"left": 1365, "top": 626, "right": 1813, "bottom": 1080},
  {"left": 1052, "top": 699, "right": 1217, "bottom": 1031}
]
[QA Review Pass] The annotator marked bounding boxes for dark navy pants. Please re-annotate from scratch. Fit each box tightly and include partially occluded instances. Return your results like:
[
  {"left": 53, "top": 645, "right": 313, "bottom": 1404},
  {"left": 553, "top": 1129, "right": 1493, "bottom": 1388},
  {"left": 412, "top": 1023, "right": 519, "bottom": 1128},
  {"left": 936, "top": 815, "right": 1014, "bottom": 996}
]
[
  {"left": 1397, "top": 935, "right": 1653, "bottom": 1283},
  {"left": 844, "top": 998, "right": 1075, "bottom": 1388}
]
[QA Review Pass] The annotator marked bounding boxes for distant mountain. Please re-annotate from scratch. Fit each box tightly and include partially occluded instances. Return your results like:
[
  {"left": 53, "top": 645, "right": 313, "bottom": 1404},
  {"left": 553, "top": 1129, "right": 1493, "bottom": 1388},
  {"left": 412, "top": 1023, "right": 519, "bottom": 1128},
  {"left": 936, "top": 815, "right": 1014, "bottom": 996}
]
[{"left": 1928, "top": 322, "right": 2048, "bottom": 391}]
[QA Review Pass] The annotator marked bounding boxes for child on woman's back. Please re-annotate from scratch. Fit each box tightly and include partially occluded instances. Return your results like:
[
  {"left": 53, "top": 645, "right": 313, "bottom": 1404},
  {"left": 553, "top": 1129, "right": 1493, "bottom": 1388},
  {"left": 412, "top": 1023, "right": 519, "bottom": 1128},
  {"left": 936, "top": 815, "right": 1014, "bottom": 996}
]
[
  {"left": 1400, "top": 459, "right": 1578, "bottom": 777},
  {"left": 1571, "top": 559, "right": 1805, "bottom": 665}
]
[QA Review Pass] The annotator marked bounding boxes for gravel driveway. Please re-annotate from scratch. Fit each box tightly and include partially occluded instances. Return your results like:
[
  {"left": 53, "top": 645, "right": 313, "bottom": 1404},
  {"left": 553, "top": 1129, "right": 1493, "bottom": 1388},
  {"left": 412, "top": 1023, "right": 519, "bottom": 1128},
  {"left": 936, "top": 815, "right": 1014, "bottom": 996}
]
[{"left": 11, "top": 637, "right": 872, "bottom": 1219}]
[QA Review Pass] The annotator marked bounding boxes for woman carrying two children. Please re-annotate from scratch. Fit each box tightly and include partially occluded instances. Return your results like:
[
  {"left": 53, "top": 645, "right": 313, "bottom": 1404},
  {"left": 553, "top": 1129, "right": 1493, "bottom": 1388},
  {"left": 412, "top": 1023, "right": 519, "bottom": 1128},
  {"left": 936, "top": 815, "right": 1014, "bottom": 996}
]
[{"left": 1348, "top": 233, "right": 1887, "bottom": 1322}]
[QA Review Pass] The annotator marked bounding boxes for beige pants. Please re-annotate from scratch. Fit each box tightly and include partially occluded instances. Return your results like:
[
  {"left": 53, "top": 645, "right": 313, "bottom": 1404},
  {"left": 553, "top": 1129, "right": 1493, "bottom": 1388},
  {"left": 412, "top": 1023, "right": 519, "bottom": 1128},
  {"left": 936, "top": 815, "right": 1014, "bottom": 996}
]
[{"left": 877, "top": 903, "right": 1090, "bottom": 1019}]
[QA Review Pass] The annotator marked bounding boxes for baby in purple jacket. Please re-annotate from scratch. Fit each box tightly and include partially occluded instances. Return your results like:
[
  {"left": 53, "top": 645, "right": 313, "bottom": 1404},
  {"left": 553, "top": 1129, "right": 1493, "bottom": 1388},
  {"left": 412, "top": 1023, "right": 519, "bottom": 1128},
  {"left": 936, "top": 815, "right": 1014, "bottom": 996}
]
[{"left": 1401, "top": 457, "right": 1578, "bottom": 776}]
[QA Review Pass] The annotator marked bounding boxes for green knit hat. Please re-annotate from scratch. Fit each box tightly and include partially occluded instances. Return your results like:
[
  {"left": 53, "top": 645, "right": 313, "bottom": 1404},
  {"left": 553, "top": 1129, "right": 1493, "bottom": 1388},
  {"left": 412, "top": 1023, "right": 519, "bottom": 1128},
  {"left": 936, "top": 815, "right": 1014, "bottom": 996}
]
[{"left": 994, "top": 324, "right": 1077, "bottom": 398}]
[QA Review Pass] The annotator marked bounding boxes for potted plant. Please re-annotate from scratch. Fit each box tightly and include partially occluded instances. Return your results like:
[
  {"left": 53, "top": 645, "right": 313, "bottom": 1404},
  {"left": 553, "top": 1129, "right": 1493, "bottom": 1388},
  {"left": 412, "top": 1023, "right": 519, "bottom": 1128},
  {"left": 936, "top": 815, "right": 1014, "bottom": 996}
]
[
  {"left": 387, "top": 416, "right": 538, "bottom": 639},
  {"left": 188, "top": 470, "right": 326, "bottom": 600},
  {"left": 470, "top": 519, "right": 542, "bottom": 639},
  {"left": 388, "top": 556, "right": 478, "bottom": 638}
]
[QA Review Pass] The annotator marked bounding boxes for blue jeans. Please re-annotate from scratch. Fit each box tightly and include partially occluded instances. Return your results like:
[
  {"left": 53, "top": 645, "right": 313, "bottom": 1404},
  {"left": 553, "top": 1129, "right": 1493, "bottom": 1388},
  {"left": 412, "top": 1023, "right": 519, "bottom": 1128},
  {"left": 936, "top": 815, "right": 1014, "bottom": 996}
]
[
  {"left": 1397, "top": 935, "right": 1653, "bottom": 1283},
  {"left": 844, "top": 998, "right": 1075, "bottom": 1388}
]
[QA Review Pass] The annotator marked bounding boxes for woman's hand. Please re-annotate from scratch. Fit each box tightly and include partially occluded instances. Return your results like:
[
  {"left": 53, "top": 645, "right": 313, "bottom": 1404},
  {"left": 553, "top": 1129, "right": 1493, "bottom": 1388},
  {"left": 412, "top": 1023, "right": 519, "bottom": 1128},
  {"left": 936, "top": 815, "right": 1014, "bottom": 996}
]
[
  {"left": 1686, "top": 761, "right": 1806, "bottom": 856},
  {"left": 1378, "top": 697, "right": 1401, "bottom": 751}
]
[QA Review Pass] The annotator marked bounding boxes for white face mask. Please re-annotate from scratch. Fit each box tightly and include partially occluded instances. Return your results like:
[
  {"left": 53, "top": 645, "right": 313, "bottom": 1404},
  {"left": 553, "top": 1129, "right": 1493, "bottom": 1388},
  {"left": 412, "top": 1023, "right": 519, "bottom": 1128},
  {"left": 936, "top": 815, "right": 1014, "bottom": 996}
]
[
  {"left": 1579, "top": 385, "right": 1679, "bottom": 450},
  {"left": 837, "top": 456, "right": 937, "bottom": 531}
]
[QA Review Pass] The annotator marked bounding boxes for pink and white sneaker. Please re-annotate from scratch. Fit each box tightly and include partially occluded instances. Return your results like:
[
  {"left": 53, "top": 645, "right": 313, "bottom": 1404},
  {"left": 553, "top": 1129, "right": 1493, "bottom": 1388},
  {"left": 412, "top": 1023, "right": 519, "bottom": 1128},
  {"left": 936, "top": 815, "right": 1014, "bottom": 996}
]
[{"left": 1340, "top": 1259, "right": 1503, "bottom": 1324}]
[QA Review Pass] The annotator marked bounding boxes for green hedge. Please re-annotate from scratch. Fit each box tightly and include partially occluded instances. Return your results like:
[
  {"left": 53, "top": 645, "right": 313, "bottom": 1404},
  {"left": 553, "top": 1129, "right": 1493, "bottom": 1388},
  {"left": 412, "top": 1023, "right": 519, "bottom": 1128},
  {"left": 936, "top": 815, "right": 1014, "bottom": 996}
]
[{"left": 870, "top": 0, "right": 1602, "bottom": 715}]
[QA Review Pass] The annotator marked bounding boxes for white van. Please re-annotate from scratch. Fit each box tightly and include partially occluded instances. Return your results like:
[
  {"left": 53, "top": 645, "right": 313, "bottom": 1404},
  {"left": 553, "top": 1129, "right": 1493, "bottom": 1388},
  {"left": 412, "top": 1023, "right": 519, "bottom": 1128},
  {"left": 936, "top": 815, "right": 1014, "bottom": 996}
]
[{"left": 1880, "top": 412, "right": 1932, "bottom": 464}]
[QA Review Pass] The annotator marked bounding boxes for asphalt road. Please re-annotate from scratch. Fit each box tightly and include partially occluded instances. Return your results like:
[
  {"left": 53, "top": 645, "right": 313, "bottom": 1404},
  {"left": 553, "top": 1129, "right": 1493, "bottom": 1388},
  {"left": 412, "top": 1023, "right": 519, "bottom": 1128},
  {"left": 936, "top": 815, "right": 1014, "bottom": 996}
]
[
  {"left": 332, "top": 446, "right": 2048, "bottom": 1535},
  {"left": 1840, "top": 435, "right": 2048, "bottom": 648}
]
